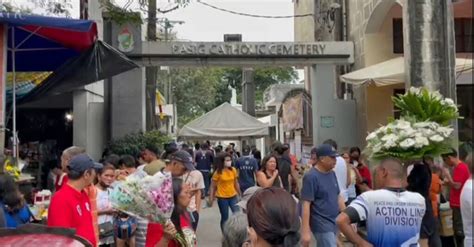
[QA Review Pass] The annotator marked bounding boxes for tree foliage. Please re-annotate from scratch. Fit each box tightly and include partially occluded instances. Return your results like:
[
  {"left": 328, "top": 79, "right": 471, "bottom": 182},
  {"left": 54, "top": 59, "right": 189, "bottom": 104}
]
[
  {"left": 0, "top": 2, "right": 32, "bottom": 13},
  {"left": 28, "top": 0, "right": 73, "bottom": 17},
  {"left": 1, "top": 0, "right": 188, "bottom": 20},
  {"left": 220, "top": 67, "right": 298, "bottom": 107},
  {"left": 158, "top": 68, "right": 223, "bottom": 127},
  {"left": 107, "top": 130, "right": 171, "bottom": 157},
  {"left": 0, "top": 0, "right": 70, "bottom": 16},
  {"left": 158, "top": 67, "right": 298, "bottom": 127}
]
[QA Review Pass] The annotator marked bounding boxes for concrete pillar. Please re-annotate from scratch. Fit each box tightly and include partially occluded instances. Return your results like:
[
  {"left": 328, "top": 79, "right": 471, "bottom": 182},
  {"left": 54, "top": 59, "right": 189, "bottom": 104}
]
[
  {"left": 73, "top": 91, "right": 88, "bottom": 149},
  {"left": 311, "top": 64, "right": 336, "bottom": 146},
  {"left": 403, "top": 0, "right": 458, "bottom": 145},
  {"left": 310, "top": 64, "right": 356, "bottom": 147},
  {"left": 403, "top": 0, "right": 456, "bottom": 98},
  {"left": 110, "top": 67, "right": 146, "bottom": 139},
  {"left": 73, "top": 89, "right": 105, "bottom": 160},
  {"left": 242, "top": 68, "right": 256, "bottom": 117},
  {"left": 103, "top": 15, "right": 146, "bottom": 139}
]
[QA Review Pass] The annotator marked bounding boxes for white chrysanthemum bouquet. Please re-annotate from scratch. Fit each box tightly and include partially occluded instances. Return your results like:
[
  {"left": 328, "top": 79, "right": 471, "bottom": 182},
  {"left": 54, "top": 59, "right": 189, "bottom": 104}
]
[{"left": 365, "top": 87, "right": 459, "bottom": 162}]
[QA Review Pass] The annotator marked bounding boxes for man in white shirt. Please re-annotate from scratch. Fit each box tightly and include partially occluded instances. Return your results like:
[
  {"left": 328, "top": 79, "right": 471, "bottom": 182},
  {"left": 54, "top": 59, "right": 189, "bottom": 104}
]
[
  {"left": 460, "top": 153, "right": 473, "bottom": 247},
  {"left": 337, "top": 158, "right": 426, "bottom": 247}
]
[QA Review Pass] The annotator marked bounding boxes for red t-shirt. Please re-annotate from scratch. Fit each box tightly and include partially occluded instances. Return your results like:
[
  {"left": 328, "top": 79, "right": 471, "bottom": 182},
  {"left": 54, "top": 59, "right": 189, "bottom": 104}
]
[
  {"left": 145, "top": 215, "right": 193, "bottom": 247},
  {"left": 450, "top": 162, "right": 471, "bottom": 208},
  {"left": 357, "top": 165, "right": 372, "bottom": 188},
  {"left": 47, "top": 183, "right": 96, "bottom": 246}
]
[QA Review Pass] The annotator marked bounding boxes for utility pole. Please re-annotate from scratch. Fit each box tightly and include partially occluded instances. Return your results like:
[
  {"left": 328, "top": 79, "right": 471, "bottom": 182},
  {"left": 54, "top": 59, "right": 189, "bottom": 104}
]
[
  {"left": 403, "top": 0, "right": 457, "bottom": 141},
  {"left": 158, "top": 18, "right": 184, "bottom": 107},
  {"left": 157, "top": 18, "right": 183, "bottom": 134},
  {"left": 145, "top": 0, "right": 158, "bottom": 131}
]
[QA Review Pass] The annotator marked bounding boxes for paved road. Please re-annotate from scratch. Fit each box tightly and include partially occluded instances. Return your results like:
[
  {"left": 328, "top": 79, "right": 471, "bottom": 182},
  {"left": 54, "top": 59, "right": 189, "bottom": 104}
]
[
  {"left": 196, "top": 204, "right": 222, "bottom": 247},
  {"left": 195, "top": 203, "right": 354, "bottom": 247}
]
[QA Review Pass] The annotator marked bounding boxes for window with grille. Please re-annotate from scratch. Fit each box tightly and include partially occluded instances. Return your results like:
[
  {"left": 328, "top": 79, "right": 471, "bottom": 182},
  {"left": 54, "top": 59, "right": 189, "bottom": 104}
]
[{"left": 392, "top": 18, "right": 473, "bottom": 53}]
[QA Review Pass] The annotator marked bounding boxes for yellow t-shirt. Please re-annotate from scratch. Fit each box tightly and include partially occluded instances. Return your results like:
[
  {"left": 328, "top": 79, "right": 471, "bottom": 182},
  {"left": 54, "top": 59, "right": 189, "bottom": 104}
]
[{"left": 212, "top": 167, "right": 238, "bottom": 198}]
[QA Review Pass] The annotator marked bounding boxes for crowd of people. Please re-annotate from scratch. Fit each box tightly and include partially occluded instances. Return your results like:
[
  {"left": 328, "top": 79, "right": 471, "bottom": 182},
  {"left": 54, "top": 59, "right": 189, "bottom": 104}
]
[{"left": 0, "top": 139, "right": 472, "bottom": 247}]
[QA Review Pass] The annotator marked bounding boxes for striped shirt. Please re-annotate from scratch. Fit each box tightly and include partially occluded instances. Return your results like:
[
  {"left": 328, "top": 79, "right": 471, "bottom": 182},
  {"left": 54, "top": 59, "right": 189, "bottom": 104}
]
[{"left": 135, "top": 217, "right": 148, "bottom": 247}]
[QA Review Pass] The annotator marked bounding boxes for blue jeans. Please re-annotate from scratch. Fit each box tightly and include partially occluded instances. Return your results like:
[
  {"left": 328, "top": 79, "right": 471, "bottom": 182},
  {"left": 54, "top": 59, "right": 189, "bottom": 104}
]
[
  {"left": 217, "top": 196, "right": 240, "bottom": 231},
  {"left": 313, "top": 232, "right": 336, "bottom": 247},
  {"left": 200, "top": 170, "right": 211, "bottom": 197}
]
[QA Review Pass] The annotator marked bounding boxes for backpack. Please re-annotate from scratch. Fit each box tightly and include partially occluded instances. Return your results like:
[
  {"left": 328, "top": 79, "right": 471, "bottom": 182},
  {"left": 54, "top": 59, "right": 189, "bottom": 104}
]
[{"left": 114, "top": 214, "right": 137, "bottom": 240}]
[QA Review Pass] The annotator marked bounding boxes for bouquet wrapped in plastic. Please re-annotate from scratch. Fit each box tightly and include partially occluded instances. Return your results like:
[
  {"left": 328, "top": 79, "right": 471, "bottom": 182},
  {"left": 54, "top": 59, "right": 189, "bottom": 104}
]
[
  {"left": 110, "top": 170, "right": 173, "bottom": 223},
  {"left": 110, "top": 170, "right": 193, "bottom": 246}
]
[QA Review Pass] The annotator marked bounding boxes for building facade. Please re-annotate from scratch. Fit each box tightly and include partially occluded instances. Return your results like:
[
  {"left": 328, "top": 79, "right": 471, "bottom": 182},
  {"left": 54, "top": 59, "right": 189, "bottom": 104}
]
[{"left": 295, "top": 0, "right": 473, "bottom": 149}]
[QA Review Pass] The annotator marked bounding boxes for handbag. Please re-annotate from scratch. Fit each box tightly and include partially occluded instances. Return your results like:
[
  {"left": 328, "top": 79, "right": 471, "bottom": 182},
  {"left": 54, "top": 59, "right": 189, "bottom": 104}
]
[{"left": 98, "top": 222, "right": 114, "bottom": 238}]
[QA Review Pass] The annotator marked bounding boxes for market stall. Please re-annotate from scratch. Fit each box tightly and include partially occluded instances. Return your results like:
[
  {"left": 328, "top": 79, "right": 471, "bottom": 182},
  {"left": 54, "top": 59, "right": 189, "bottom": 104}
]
[{"left": 1, "top": 13, "right": 138, "bottom": 189}]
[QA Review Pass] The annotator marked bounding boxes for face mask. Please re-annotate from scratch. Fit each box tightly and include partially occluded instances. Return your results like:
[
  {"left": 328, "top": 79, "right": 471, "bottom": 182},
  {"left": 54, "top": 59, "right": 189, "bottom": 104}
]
[{"left": 225, "top": 161, "right": 232, "bottom": 167}]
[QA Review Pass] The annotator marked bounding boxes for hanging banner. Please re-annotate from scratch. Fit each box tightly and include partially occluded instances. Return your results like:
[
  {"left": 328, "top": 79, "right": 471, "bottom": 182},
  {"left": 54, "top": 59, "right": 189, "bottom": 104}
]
[{"left": 282, "top": 94, "right": 304, "bottom": 131}]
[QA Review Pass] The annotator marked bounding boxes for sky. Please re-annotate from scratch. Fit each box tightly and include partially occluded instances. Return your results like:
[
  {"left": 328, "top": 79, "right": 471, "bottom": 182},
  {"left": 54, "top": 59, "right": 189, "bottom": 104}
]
[
  {"left": 11, "top": 0, "right": 303, "bottom": 80},
  {"left": 13, "top": 0, "right": 295, "bottom": 42}
]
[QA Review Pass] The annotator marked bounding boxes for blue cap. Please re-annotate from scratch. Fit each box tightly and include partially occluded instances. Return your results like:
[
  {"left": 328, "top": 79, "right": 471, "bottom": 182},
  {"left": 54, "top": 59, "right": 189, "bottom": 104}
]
[
  {"left": 68, "top": 154, "right": 103, "bottom": 173},
  {"left": 316, "top": 144, "right": 338, "bottom": 158}
]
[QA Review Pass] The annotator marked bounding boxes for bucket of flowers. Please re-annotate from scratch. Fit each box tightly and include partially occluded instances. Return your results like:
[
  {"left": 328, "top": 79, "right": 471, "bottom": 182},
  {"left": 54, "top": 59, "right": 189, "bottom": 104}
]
[
  {"left": 3, "top": 158, "right": 21, "bottom": 180},
  {"left": 364, "top": 87, "right": 460, "bottom": 163}
]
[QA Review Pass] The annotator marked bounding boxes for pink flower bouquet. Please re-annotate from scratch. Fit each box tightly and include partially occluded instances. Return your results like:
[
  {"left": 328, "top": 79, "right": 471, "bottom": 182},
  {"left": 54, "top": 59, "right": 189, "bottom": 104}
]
[
  {"left": 110, "top": 170, "right": 174, "bottom": 223},
  {"left": 111, "top": 171, "right": 193, "bottom": 246}
]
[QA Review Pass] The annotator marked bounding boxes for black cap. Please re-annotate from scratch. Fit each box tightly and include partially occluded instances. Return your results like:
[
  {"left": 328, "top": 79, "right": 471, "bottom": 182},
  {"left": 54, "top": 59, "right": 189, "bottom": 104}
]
[
  {"left": 242, "top": 145, "right": 251, "bottom": 154},
  {"left": 316, "top": 144, "right": 338, "bottom": 158},
  {"left": 170, "top": 150, "right": 195, "bottom": 171},
  {"left": 68, "top": 154, "right": 103, "bottom": 173}
]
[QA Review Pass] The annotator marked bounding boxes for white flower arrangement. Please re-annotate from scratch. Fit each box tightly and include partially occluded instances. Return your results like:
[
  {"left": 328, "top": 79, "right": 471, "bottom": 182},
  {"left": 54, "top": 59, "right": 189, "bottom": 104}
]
[
  {"left": 365, "top": 86, "right": 460, "bottom": 162},
  {"left": 365, "top": 119, "right": 453, "bottom": 161}
]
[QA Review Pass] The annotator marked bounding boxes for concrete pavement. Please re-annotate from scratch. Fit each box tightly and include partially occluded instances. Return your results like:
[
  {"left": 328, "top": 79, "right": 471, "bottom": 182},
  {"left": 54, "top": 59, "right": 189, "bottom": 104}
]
[
  {"left": 196, "top": 203, "right": 223, "bottom": 247},
  {"left": 195, "top": 203, "right": 354, "bottom": 247}
]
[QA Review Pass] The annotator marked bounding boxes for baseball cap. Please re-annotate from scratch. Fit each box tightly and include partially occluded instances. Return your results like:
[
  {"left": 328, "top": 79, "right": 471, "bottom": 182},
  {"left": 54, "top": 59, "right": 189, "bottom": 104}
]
[
  {"left": 68, "top": 154, "right": 103, "bottom": 173},
  {"left": 316, "top": 144, "right": 338, "bottom": 158},
  {"left": 242, "top": 145, "right": 251, "bottom": 154},
  {"left": 237, "top": 186, "right": 261, "bottom": 210},
  {"left": 170, "top": 150, "right": 195, "bottom": 171}
]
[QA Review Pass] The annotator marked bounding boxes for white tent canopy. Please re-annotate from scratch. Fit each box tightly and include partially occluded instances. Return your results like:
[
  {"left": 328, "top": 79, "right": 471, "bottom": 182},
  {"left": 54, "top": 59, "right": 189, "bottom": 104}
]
[
  {"left": 340, "top": 57, "right": 473, "bottom": 86},
  {"left": 178, "top": 102, "right": 269, "bottom": 140}
]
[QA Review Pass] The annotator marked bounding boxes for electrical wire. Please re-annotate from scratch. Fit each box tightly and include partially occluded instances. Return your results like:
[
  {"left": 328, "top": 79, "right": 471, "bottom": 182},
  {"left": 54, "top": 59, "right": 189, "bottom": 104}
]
[{"left": 196, "top": 0, "right": 313, "bottom": 19}]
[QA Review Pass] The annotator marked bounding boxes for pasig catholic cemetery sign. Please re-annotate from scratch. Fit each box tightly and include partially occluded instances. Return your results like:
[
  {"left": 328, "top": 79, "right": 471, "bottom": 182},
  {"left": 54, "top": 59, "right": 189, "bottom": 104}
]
[
  {"left": 135, "top": 41, "right": 354, "bottom": 67},
  {"left": 172, "top": 43, "right": 329, "bottom": 56}
]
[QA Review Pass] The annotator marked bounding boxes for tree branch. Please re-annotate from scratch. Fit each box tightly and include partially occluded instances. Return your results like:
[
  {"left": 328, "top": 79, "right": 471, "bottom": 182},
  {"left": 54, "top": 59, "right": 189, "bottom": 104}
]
[{"left": 157, "top": 5, "right": 179, "bottom": 14}]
